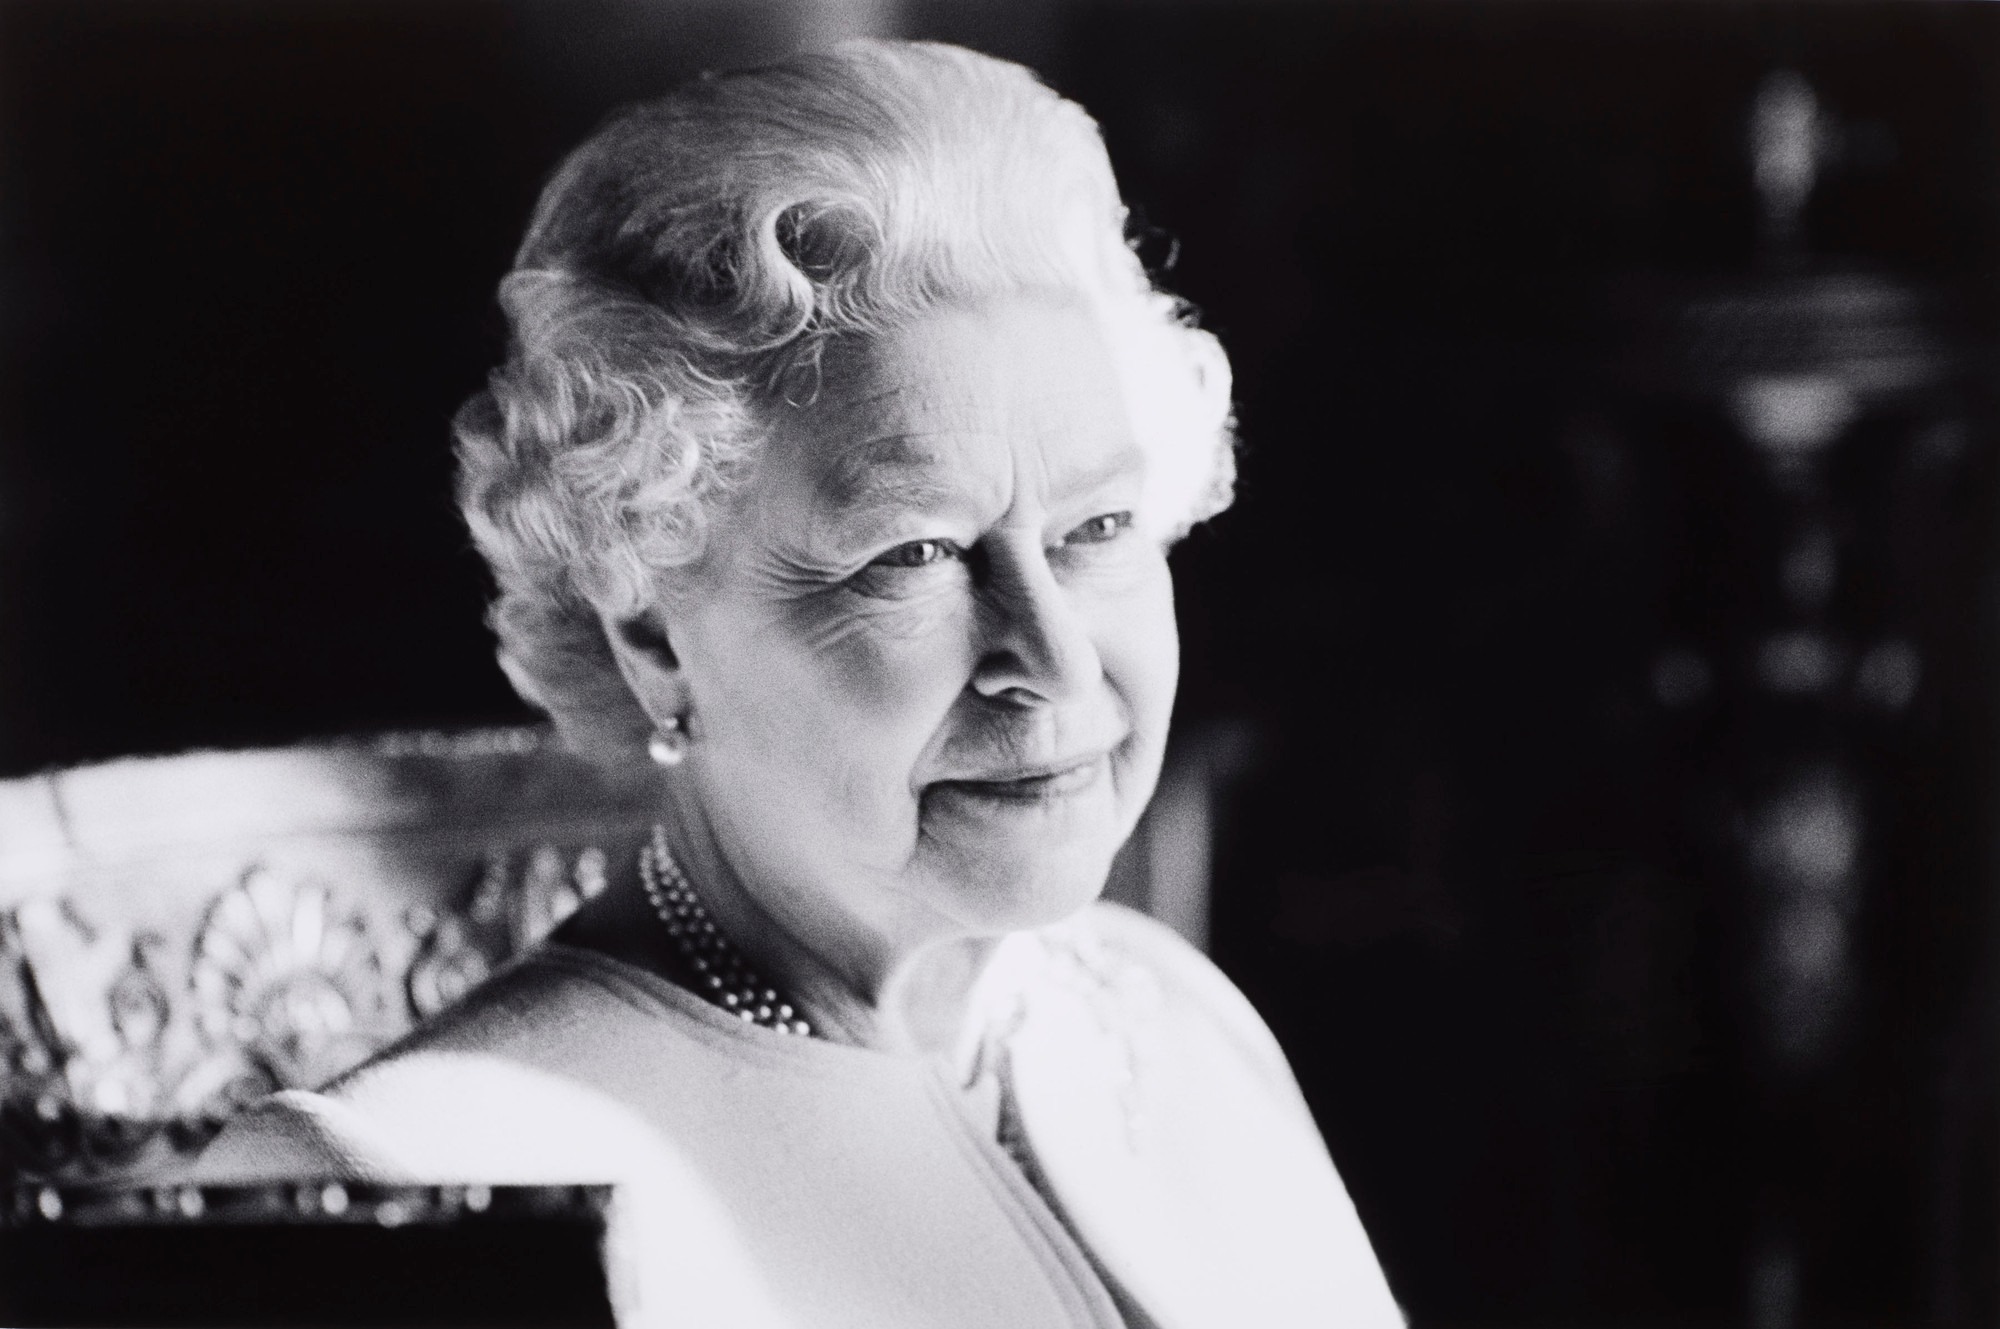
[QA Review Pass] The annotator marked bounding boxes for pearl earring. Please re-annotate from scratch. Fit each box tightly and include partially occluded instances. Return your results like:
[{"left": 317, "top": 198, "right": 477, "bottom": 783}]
[{"left": 647, "top": 716, "right": 689, "bottom": 767}]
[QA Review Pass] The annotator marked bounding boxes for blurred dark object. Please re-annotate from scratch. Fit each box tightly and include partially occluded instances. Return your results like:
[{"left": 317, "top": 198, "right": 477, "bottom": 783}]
[
  {"left": 1587, "top": 67, "right": 1996, "bottom": 1329},
  {"left": 0, "top": 1182, "right": 613, "bottom": 1328}
]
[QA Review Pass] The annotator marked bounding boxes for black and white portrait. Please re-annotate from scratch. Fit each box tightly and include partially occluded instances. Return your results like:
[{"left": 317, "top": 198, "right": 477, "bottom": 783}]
[{"left": 0, "top": 4, "right": 1994, "bottom": 1326}]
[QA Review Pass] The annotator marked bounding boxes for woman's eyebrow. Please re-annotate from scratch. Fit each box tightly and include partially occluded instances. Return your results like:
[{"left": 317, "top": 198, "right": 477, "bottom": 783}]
[
  {"left": 818, "top": 434, "right": 961, "bottom": 513},
  {"left": 1057, "top": 446, "right": 1149, "bottom": 497},
  {"left": 816, "top": 437, "right": 1146, "bottom": 526}
]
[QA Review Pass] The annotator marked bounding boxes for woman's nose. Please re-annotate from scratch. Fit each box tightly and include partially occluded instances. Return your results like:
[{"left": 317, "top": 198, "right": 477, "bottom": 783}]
[{"left": 969, "top": 543, "right": 1102, "bottom": 706}]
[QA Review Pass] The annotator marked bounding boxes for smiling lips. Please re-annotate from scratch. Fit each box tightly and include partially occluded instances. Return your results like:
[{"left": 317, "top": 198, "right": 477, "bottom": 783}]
[{"left": 930, "top": 752, "right": 1112, "bottom": 802}]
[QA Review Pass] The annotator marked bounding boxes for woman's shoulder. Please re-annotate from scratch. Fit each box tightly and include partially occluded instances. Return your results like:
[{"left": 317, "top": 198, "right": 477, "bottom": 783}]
[
  {"left": 1003, "top": 904, "right": 1405, "bottom": 1326},
  {"left": 1038, "top": 902, "right": 1305, "bottom": 1100},
  {"left": 188, "top": 1088, "right": 395, "bottom": 1183},
  {"left": 190, "top": 946, "right": 743, "bottom": 1185},
  {"left": 361, "top": 943, "right": 702, "bottom": 1064}
]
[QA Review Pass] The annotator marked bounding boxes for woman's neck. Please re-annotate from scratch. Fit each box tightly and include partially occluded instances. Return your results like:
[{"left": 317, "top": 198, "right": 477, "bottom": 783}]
[{"left": 651, "top": 791, "right": 1000, "bottom": 1062}]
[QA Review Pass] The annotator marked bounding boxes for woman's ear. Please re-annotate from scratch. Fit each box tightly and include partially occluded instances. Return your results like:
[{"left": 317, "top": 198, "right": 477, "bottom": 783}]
[{"left": 599, "top": 606, "right": 692, "bottom": 729}]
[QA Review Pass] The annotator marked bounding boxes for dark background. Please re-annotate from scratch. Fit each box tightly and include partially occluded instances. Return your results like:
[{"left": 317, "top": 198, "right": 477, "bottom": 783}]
[{"left": 3, "top": 2, "right": 1997, "bottom": 1324}]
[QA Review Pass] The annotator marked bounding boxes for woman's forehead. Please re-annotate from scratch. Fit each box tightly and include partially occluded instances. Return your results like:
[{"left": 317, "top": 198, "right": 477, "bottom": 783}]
[{"left": 769, "top": 298, "right": 1146, "bottom": 518}]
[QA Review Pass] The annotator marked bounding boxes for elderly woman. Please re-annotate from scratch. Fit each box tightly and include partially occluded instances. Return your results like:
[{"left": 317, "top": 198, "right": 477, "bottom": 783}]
[{"left": 196, "top": 39, "right": 1400, "bottom": 1328}]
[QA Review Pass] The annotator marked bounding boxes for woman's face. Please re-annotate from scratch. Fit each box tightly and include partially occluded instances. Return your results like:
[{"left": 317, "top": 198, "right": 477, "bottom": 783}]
[{"left": 659, "top": 294, "right": 1183, "bottom": 964}]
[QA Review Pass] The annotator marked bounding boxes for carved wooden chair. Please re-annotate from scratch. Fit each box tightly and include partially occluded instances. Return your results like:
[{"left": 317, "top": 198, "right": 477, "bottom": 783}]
[{"left": 0, "top": 728, "right": 1220, "bottom": 1185}]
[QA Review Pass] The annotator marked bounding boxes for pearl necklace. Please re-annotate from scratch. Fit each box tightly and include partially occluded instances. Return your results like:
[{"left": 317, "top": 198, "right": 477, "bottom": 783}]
[{"left": 638, "top": 826, "right": 814, "bottom": 1037}]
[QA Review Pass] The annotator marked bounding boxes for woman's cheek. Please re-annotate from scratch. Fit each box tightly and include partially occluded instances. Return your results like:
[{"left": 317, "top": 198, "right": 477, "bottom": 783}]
[
  {"left": 1078, "top": 545, "right": 1175, "bottom": 626},
  {"left": 808, "top": 589, "right": 975, "bottom": 719},
  {"left": 1097, "top": 559, "right": 1180, "bottom": 711}
]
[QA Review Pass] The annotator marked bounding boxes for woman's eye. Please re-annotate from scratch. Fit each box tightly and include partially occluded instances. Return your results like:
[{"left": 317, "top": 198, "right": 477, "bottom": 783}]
[
  {"left": 870, "top": 538, "right": 960, "bottom": 570},
  {"left": 1061, "top": 512, "right": 1133, "bottom": 546}
]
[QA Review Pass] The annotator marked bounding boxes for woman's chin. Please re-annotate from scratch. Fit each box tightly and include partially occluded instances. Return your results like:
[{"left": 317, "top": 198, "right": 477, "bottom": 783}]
[
  {"left": 912, "top": 756, "right": 1144, "bottom": 932},
  {"left": 916, "top": 790, "right": 1129, "bottom": 932},
  {"left": 950, "top": 864, "right": 1111, "bottom": 934}
]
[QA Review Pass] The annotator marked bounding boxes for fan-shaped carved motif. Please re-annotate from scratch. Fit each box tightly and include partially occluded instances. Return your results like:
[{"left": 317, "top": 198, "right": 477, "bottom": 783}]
[
  {"left": 0, "top": 728, "right": 666, "bottom": 1183},
  {"left": 0, "top": 840, "right": 622, "bottom": 1183},
  {"left": 189, "top": 867, "right": 390, "bottom": 1091}
]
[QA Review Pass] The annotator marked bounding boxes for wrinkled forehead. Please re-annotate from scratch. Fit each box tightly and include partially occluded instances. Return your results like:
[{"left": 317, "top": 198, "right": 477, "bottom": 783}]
[{"left": 769, "top": 296, "right": 1149, "bottom": 515}]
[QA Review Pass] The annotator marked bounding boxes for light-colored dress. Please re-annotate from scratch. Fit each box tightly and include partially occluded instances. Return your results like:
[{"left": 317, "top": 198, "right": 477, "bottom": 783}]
[{"left": 194, "top": 903, "right": 1403, "bottom": 1329}]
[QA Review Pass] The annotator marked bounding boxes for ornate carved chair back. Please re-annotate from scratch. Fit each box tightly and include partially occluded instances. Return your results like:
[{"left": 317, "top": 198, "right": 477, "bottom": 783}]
[{"left": 0, "top": 729, "right": 666, "bottom": 1183}]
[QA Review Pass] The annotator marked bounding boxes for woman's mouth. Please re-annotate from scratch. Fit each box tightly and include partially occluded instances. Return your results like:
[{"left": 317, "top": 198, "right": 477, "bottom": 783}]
[{"left": 929, "top": 754, "right": 1110, "bottom": 803}]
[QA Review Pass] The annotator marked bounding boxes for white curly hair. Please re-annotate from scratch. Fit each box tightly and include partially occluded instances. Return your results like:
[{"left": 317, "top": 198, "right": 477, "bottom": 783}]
[{"left": 454, "top": 39, "right": 1237, "bottom": 757}]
